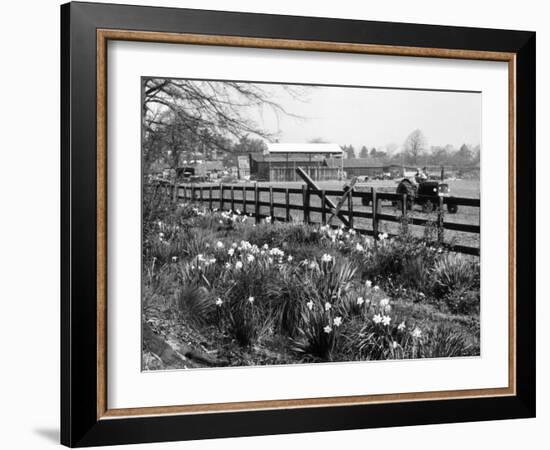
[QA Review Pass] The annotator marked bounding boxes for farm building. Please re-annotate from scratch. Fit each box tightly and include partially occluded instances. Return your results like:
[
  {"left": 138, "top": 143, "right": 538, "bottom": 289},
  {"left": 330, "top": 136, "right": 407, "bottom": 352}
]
[
  {"left": 343, "top": 159, "right": 406, "bottom": 178},
  {"left": 249, "top": 143, "right": 344, "bottom": 181}
]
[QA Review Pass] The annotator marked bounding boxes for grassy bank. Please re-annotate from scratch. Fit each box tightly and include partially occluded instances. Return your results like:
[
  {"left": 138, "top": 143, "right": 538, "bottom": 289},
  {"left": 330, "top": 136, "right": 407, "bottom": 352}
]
[{"left": 142, "top": 192, "right": 480, "bottom": 370}]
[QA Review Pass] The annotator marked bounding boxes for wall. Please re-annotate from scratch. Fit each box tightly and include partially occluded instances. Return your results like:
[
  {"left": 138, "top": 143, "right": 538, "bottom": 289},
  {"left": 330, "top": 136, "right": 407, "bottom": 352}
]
[{"left": 0, "top": 1, "right": 546, "bottom": 449}]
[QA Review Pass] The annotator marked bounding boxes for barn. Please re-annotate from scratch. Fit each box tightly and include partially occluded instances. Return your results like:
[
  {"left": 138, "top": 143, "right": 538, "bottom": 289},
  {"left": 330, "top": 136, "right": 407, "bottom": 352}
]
[
  {"left": 249, "top": 143, "right": 344, "bottom": 182},
  {"left": 343, "top": 159, "right": 408, "bottom": 178},
  {"left": 343, "top": 159, "right": 386, "bottom": 178}
]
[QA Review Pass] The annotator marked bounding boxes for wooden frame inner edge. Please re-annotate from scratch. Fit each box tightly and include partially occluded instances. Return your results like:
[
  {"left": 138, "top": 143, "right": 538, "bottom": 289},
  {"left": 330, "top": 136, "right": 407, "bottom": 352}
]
[{"left": 96, "top": 28, "right": 517, "bottom": 420}]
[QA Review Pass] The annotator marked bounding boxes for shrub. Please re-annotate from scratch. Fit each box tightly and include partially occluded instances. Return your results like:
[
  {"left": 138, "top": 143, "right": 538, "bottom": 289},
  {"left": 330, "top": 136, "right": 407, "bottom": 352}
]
[
  {"left": 289, "top": 256, "right": 358, "bottom": 360},
  {"left": 421, "top": 325, "right": 474, "bottom": 358},
  {"left": 242, "top": 221, "right": 321, "bottom": 250},
  {"left": 444, "top": 287, "right": 480, "bottom": 316},
  {"left": 356, "top": 233, "right": 443, "bottom": 292},
  {"left": 265, "top": 266, "right": 307, "bottom": 337},
  {"left": 213, "top": 255, "right": 277, "bottom": 346},
  {"left": 220, "top": 297, "right": 272, "bottom": 347},
  {"left": 291, "top": 307, "right": 337, "bottom": 361},
  {"left": 431, "top": 254, "right": 479, "bottom": 299},
  {"left": 352, "top": 321, "right": 397, "bottom": 360},
  {"left": 142, "top": 183, "right": 174, "bottom": 226},
  {"left": 311, "top": 257, "right": 357, "bottom": 304},
  {"left": 146, "top": 234, "right": 186, "bottom": 265},
  {"left": 176, "top": 285, "right": 213, "bottom": 327}
]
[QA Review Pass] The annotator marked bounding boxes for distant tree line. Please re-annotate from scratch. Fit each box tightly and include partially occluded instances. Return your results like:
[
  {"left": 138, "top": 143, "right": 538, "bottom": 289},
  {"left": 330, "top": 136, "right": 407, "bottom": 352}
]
[{"left": 340, "top": 129, "right": 480, "bottom": 167}]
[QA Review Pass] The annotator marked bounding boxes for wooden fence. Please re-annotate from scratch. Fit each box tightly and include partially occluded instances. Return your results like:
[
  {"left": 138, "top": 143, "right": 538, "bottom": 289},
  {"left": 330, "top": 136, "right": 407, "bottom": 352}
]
[{"left": 152, "top": 182, "right": 480, "bottom": 256}]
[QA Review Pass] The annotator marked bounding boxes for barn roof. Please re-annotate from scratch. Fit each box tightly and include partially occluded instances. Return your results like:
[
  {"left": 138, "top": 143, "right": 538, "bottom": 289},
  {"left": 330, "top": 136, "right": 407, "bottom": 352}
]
[{"left": 266, "top": 143, "right": 343, "bottom": 154}]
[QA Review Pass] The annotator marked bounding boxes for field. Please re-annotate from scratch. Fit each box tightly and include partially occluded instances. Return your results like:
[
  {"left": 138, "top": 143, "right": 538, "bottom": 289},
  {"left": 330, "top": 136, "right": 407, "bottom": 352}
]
[{"left": 142, "top": 190, "right": 481, "bottom": 371}]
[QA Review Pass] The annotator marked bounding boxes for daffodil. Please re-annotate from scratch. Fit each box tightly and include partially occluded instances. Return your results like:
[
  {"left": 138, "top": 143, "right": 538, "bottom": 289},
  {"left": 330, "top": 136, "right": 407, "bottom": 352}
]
[
  {"left": 306, "top": 300, "right": 314, "bottom": 310},
  {"left": 412, "top": 327, "right": 422, "bottom": 338},
  {"left": 382, "top": 315, "right": 391, "bottom": 326},
  {"left": 356, "top": 296, "right": 365, "bottom": 306},
  {"left": 215, "top": 298, "right": 223, "bottom": 306},
  {"left": 323, "top": 325, "right": 332, "bottom": 334},
  {"left": 321, "top": 254, "right": 333, "bottom": 263},
  {"left": 235, "top": 261, "right": 243, "bottom": 270},
  {"left": 324, "top": 302, "right": 332, "bottom": 311},
  {"left": 248, "top": 296, "right": 255, "bottom": 304},
  {"left": 373, "top": 314, "right": 382, "bottom": 324},
  {"left": 397, "top": 321, "right": 406, "bottom": 332},
  {"left": 333, "top": 316, "right": 343, "bottom": 327}
]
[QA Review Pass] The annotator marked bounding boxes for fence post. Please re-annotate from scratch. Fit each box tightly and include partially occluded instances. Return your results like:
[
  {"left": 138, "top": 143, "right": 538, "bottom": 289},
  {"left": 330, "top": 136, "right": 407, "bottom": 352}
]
[
  {"left": 302, "top": 185, "right": 310, "bottom": 224},
  {"left": 371, "top": 187, "right": 379, "bottom": 239},
  {"left": 191, "top": 186, "right": 196, "bottom": 203},
  {"left": 348, "top": 189, "right": 354, "bottom": 229},
  {"left": 401, "top": 193, "right": 409, "bottom": 234},
  {"left": 321, "top": 190, "right": 327, "bottom": 225},
  {"left": 269, "top": 186, "right": 274, "bottom": 219},
  {"left": 172, "top": 181, "right": 178, "bottom": 203},
  {"left": 437, "top": 196, "right": 445, "bottom": 243},
  {"left": 285, "top": 188, "right": 290, "bottom": 222},
  {"left": 219, "top": 184, "right": 224, "bottom": 210},
  {"left": 209, "top": 185, "right": 213, "bottom": 210},
  {"left": 242, "top": 185, "right": 247, "bottom": 215},
  {"left": 199, "top": 186, "right": 203, "bottom": 205},
  {"left": 183, "top": 185, "right": 187, "bottom": 201},
  {"left": 230, "top": 185, "right": 235, "bottom": 212},
  {"left": 254, "top": 184, "right": 260, "bottom": 224}
]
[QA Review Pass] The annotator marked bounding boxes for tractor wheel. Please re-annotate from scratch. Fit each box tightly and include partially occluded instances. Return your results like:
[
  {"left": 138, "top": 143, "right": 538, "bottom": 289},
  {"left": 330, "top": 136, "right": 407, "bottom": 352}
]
[{"left": 447, "top": 203, "right": 458, "bottom": 214}]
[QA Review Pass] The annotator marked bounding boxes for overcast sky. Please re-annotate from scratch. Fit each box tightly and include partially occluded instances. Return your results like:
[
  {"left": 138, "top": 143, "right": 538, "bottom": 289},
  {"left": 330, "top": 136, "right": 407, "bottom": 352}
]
[{"left": 243, "top": 82, "right": 481, "bottom": 153}]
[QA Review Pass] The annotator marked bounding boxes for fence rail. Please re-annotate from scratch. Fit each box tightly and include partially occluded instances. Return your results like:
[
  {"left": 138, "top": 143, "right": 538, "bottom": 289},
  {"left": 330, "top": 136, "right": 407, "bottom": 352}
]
[{"left": 150, "top": 181, "right": 480, "bottom": 256}]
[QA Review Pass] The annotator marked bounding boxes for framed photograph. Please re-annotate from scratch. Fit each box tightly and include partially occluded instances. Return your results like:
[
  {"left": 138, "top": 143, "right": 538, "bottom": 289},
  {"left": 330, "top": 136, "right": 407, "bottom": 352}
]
[{"left": 61, "top": 1, "right": 536, "bottom": 447}]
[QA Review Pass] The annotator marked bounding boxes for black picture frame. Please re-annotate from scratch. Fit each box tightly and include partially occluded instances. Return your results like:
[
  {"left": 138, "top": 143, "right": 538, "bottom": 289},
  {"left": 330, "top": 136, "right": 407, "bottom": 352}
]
[{"left": 61, "top": 1, "right": 536, "bottom": 447}]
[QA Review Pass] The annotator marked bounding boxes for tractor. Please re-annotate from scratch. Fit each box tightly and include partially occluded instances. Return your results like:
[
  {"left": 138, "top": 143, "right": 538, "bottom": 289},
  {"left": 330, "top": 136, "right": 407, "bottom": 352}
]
[{"left": 395, "top": 178, "right": 458, "bottom": 213}]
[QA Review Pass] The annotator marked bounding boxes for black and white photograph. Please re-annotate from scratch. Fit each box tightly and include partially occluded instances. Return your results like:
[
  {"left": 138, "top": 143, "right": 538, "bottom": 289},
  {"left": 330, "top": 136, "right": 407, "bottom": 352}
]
[{"left": 141, "top": 77, "right": 481, "bottom": 370}]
